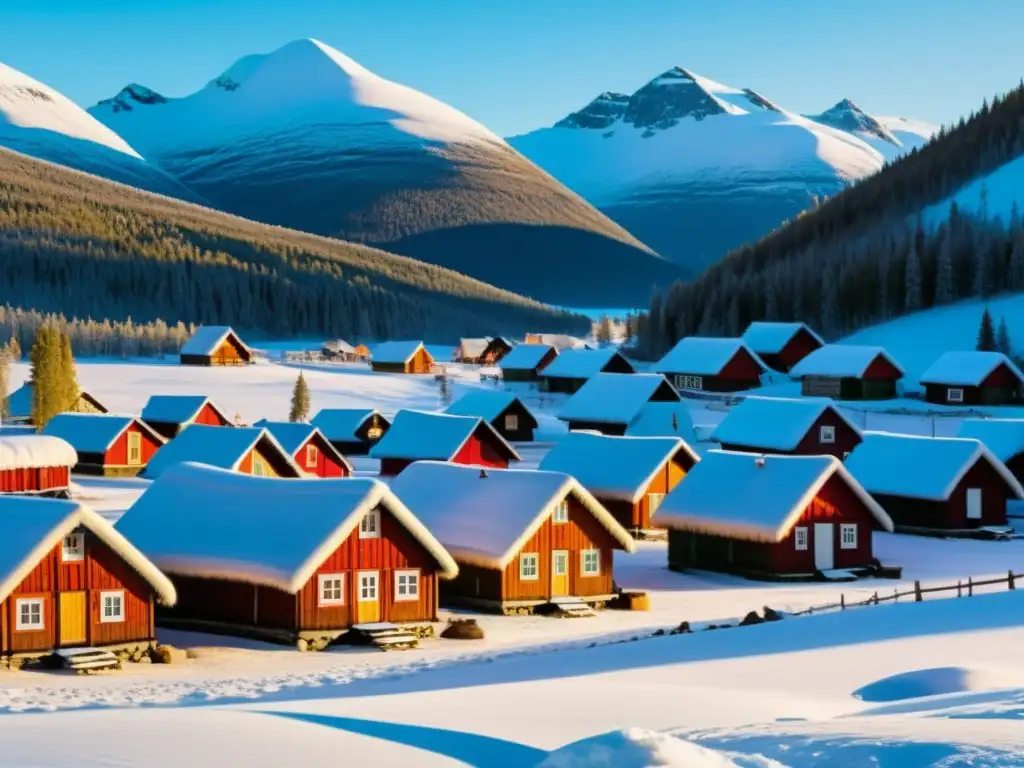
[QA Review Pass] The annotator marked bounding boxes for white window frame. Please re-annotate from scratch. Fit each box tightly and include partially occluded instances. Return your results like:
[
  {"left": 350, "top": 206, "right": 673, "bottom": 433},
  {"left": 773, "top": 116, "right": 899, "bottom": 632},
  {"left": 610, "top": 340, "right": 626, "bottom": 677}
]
[
  {"left": 504, "top": 413, "right": 519, "bottom": 431},
  {"left": 552, "top": 500, "right": 569, "bottom": 524},
  {"left": 819, "top": 425, "right": 836, "bottom": 444},
  {"left": 100, "top": 590, "right": 125, "bottom": 624},
  {"left": 840, "top": 524, "right": 858, "bottom": 550},
  {"left": 581, "top": 549, "right": 601, "bottom": 576},
  {"left": 948, "top": 387, "right": 964, "bottom": 403},
  {"left": 357, "top": 571, "right": 379, "bottom": 602},
  {"left": 360, "top": 508, "right": 381, "bottom": 539},
  {"left": 317, "top": 573, "right": 345, "bottom": 606},
  {"left": 519, "top": 553, "right": 539, "bottom": 580},
  {"left": 395, "top": 570, "right": 420, "bottom": 602},
  {"left": 305, "top": 443, "right": 318, "bottom": 467},
  {"left": 61, "top": 532, "right": 85, "bottom": 562},
  {"left": 676, "top": 374, "right": 703, "bottom": 390},
  {"left": 648, "top": 492, "right": 666, "bottom": 513},
  {"left": 794, "top": 526, "right": 808, "bottom": 551},
  {"left": 15, "top": 598, "right": 44, "bottom": 631}
]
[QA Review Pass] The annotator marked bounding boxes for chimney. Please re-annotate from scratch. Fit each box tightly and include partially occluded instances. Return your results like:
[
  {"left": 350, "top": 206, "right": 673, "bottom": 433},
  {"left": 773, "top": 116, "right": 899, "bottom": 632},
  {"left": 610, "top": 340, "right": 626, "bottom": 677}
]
[
  {"left": 479, "top": 468, "right": 488, "bottom": 479},
  {"left": 755, "top": 456, "right": 766, "bottom": 468}
]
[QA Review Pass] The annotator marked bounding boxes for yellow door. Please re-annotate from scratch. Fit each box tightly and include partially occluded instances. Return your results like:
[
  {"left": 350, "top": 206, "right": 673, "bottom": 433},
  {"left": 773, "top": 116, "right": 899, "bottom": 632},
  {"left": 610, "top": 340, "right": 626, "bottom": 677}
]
[
  {"left": 127, "top": 432, "right": 142, "bottom": 466},
  {"left": 59, "top": 591, "right": 87, "bottom": 646},
  {"left": 551, "top": 551, "right": 569, "bottom": 597},
  {"left": 356, "top": 571, "right": 380, "bottom": 623}
]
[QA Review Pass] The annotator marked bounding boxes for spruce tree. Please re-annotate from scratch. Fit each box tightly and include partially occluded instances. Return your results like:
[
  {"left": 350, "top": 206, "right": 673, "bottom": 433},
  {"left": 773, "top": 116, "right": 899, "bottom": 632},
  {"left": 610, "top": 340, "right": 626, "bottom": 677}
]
[
  {"left": 29, "top": 326, "right": 61, "bottom": 428},
  {"left": 288, "top": 372, "right": 311, "bottom": 422},
  {"left": 58, "top": 331, "right": 79, "bottom": 411},
  {"left": 997, "top": 316, "right": 1012, "bottom": 355},
  {"left": 977, "top": 308, "right": 997, "bottom": 351},
  {"left": 0, "top": 343, "right": 9, "bottom": 422}
]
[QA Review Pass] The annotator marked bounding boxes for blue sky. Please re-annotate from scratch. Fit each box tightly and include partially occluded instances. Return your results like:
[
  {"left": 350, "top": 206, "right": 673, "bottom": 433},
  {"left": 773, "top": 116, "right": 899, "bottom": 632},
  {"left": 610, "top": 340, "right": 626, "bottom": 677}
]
[{"left": 4, "top": 0, "right": 1023, "bottom": 136}]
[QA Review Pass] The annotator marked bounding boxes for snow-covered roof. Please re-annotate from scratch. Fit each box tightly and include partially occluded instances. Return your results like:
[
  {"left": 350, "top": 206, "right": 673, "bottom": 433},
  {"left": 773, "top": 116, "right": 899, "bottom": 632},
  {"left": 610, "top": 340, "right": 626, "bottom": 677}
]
[
  {"left": 140, "top": 395, "right": 227, "bottom": 426},
  {"left": 500, "top": 343, "right": 556, "bottom": 372},
  {"left": 655, "top": 337, "right": 766, "bottom": 376},
  {"left": 445, "top": 390, "right": 527, "bottom": 423},
  {"left": 625, "top": 401, "right": 698, "bottom": 440},
  {"left": 371, "top": 340, "right": 427, "bottom": 364},
  {"left": 457, "top": 338, "right": 491, "bottom": 359},
  {"left": 540, "top": 348, "right": 632, "bottom": 380},
  {"left": 389, "top": 461, "right": 634, "bottom": 569},
  {"left": 0, "top": 435, "right": 77, "bottom": 470},
  {"left": 711, "top": 397, "right": 861, "bottom": 450},
  {"left": 322, "top": 339, "right": 357, "bottom": 354},
  {"left": 845, "top": 431, "right": 1024, "bottom": 501},
  {"left": 527, "top": 334, "right": 588, "bottom": 351},
  {"left": 539, "top": 431, "right": 699, "bottom": 503},
  {"left": 741, "top": 322, "right": 824, "bottom": 355},
  {"left": 143, "top": 425, "right": 301, "bottom": 478},
  {"left": 311, "top": 408, "right": 385, "bottom": 441},
  {"left": 369, "top": 410, "right": 521, "bottom": 462},
  {"left": 180, "top": 325, "right": 251, "bottom": 357},
  {"left": 919, "top": 351, "right": 1024, "bottom": 387},
  {"left": 6, "top": 385, "right": 107, "bottom": 421},
  {"left": 558, "top": 373, "right": 679, "bottom": 425},
  {"left": 42, "top": 414, "right": 164, "bottom": 454},
  {"left": 789, "top": 345, "right": 905, "bottom": 378},
  {"left": 652, "top": 450, "right": 892, "bottom": 542},
  {"left": 956, "top": 419, "right": 1024, "bottom": 463},
  {"left": 252, "top": 420, "right": 353, "bottom": 472},
  {"left": 0, "top": 496, "right": 176, "bottom": 605},
  {"left": 117, "top": 463, "right": 458, "bottom": 590}
]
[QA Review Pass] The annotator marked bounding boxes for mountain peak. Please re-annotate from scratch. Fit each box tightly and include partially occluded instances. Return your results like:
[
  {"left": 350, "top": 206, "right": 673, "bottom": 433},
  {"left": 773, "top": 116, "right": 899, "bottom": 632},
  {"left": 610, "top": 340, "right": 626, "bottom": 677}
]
[
  {"left": 807, "top": 98, "right": 900, "bottom": 147},
  {"left": 555, "top": 92, "right": 629, "bottom": 130},
  {"left": 94, "top": 84, "right": 167, "bottom": 114}
]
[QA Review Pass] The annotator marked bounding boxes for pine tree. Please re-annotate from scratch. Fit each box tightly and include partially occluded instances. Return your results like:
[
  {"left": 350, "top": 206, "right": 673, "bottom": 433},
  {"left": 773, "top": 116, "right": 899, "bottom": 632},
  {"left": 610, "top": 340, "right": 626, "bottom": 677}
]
[
  {"left": 934, "top": 237, "right": 955, "bottom": 305},
  {"left": 288, "top": 372, "right": 311, "bottom": 422},
  {"left": 58, "top": 330, "right": 79, "bottom": 411},
  {"left": 997, "top": 316, "right": 1012, "bottom": 355},
  {"left": 977, "top": 308, "right": 997, "bottom": 351},
  {"left": 0, "top": 343, "right": 9, "bottom": 422},
  {"left": 904, "top": 244, "right": 922, "bottom": 312},
  {"left": 29, "top": 326, "right": 61, "bottom": 429}
]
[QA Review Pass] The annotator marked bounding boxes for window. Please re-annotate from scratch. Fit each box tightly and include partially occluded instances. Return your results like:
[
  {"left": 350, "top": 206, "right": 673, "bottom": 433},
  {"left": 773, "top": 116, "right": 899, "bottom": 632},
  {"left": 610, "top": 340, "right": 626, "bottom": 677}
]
[
  {"left": 358, "top": 572, "right": 378, "bottom": 601},
  {"left": 675, "top": 374, "right": 703, "bottom": 390},
  {"left": 61, "top": 532, "right": 85, "bottom": 562},
  {"left": 552, "top": 500, "right": 569, "bottom": 524},
  {"left": 819, "top": 425, "right": 836, "bottom": 444},
  {"left": 101, "top": 591, "right": 125, "bottom": 623},
  {"left": 318, "top": 574, "right": 345, "bottom": 606},
  {"left": 794, "top": 526, "right": 808, "bottom": 551},
  {"left": 305, "top": 443, "right": 318, "bottom": 467},
  {"left": 648, "top": 493, "right": 666, "bottom": 513},
  {"left": 552, "top": 551, "right": 568, "bottom": 576},
  {"left": 948, "top": 387, "right": 964, "bottom": 403},
  {"left": 840, "top": 524, "right": 858, "bottom": 550},
  {"left": 15, "top": 598, "right": 43, "bottom": 631},
  {"left": 360, "top": 508, "right": 381, "bottom": 539},
  {"left": 504, "top": 413, "right": 519, "bottom": 431},
  {"left": 581, "top": 549, "right": 601, "bottom": 576},
  {"left": 395, "top": 570, "right": 420, "bottom": 601},
  {"left": 251, "top": 455, "right": 267, "bottom": 477},
  {"left": 127, "top": 431, "right": 142, "bottom": 465},
  {"left": 519, "top": 553, "right": 539, "bottom": 580}
]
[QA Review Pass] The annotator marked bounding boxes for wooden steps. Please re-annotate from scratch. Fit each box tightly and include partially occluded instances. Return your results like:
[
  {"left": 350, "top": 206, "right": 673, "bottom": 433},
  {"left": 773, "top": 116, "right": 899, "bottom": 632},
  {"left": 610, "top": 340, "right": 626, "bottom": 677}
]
[
  {"left": 548, "top": 596, "right": 597, "bottom": 618},
  {"left": 351, "top": 622, "right": 419, "bottom": 651},
  {"left": 55, "top": 647, "right": 121, "bottom": 673}
]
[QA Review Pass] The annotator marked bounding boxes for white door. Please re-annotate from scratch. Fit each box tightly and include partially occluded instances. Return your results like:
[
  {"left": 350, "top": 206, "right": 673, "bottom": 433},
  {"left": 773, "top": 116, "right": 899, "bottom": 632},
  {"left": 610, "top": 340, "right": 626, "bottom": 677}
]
[
  {"left": 966, "top": 488, "right": 982, "bottom": 520},
  {"left": 813, "top": 523, "right": 834, "bottom": 571}
]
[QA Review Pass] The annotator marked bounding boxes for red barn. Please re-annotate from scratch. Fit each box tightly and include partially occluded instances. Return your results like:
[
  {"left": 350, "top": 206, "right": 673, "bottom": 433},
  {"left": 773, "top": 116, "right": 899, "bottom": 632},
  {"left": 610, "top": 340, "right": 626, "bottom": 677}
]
[
  {"left": 790, "top": 345, "right": 904, "bottom": 401},
  {"left": 0, "top": 436, "right": 76, "bottom": 497},
  {"left": 141, "top": 395, "right": 233, "bottom": 440},
  {"left": 117, "top": 463, "right": 458, "bottom": 646},
  {"left": 920, "top": 351, "right": 1024, "bottom": 406},
  {"left": 655, "top": 337, "right": 766, "bottom": 393},
  {"left": 741, "top": 322, "right": 825, "bottom": 373},
  {"left": 253, "top": 420, "right": 353, "bottom": 478},
  {"left": 179, "top": 326, "right": 253, "bottom": 366},
  {"left": 370, "top": 410, "right": 521, "bottom": 476},
  {"left": 390, "top": 462, "right": 635, "bottom": 613},
  {"left": 654, "top": 450, "right": 894, "bottom": 580},
  {"left": 0, "top": 496, "right": 176, "bottom": 659},
  {"left": 42, "top": 414, "right": 165, "bottom": 477},
  {"left": 143, "top": 425, "right": 302, "bottom": 479}
]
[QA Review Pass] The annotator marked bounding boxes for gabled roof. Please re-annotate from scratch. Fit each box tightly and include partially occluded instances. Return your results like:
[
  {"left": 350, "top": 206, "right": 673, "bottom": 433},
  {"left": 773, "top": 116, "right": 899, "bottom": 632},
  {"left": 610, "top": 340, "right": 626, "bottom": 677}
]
[
  {"left": 845, "top": 431, "right": 1024, "bottom": 501},
  {"left": 711, "top": 396, "right": 861, "bottom": 451},
  {"left": 389, "top": 461, "right": 634, "bottom": 569},
  {"left": 252, "top": 420, "right": 354, "bottom": 473},
  {"left": 540, "top": 347, "right": 633, "bottom": 380},
  {"left": 371, "top": 340, "right": 428, "bottom": 364},
  {"left": 0, "top": 436, "right": 77, "bottom": 470},
  {"left": 7, "top": 385, "right": 108, "bottom": 421},
  {"left": 957, "top": 419, "right": 1024, "bottom": 463},
  {"left": 500, "top": 344, "right": 556, "bottom": 372},
  {"left": 652, "top": 450, "right": 893, "bottom": 542},
  {"left": 322, "top": 339, "right": 357, "bottom": 355},
  {"left": 42, "top": 414, "right": 165, "bottom": 454},
  {"left": 445, "top": 390, "right": 533, "bottom": 425},
  {"left": 741, "top": 322, "right": 824, "bottom": 355},
  {"left": 369, "top": 410, "right": 521, "bottom": 462},
  {"left": 457, "top": 338, "right": 492, "bottom": 359},
  {"left": 789, "top": 345, "right": 905, "bottom": 378},
  {"left": 180, "top": 325, "right": 251, "bottom": 357},
  {"left": 539, "top": 431, "right": 699, "bottom": 503},
  {"left": 140, "top": 395, "right": 229, "bottom": 426},
  {"left": 655, "top": 337, "right": 767, "bottom": 376},
  {"left": 558, "top": 373, "right": 679, "bottom": 426},
  {"left": 0, "top": 496, "right": 176, "bottom": 605},
  {"left": 117, "top": 463, "right": 457, "bottom": 591},
  {"left": 625, "top": 401, "right": 698, "bottom": 440},
  {"left": 527, "top": 333, "right": 588, "bottom": 351},
  {"left": 311, "top": 408, "right": 387, "bottom": 441},
  {"left": 142, "top": 425, "right": 302, "bottom": 479},
  {"left": 919, "top": 351, "right": 1024, "bottom": 387}
]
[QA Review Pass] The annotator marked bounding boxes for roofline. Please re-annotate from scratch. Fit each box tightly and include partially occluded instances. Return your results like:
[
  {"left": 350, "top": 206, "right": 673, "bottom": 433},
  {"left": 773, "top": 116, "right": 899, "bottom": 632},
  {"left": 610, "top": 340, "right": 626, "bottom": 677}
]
[
  {"left": 246, "top": 429, "right": 305, "bottom": 476},
  {"left": 77, "top": 415, "right": 166, "bottom": 453},
  {"left": 371, "top": 413, "right": 521, "bottom": 462},
  {"left": 792, "top": 346, "right": 906, "bottom": 378},
  {"left": 143, "top": 396, "right": 231, "bottom": 428},
  {"left": 624, "top": 440, "right": 701, "bottom": 505},
  {"left": 744, "top": 322, "right": 825, "bottom": 354},
  {"left": 919, "top": 354, "right": 1024, "bottom": 387},
  {"left": 375, "top": 341, "right": 426, "bottom": 364},
  {"left": 710, "top": 399, "right": 863, "bottom": 450},
  {"left": 306, "top": 427, "right": 354, "bottom": 474},
  {"left": 656, "top": 339, "right": 769, "bottom": 376}
]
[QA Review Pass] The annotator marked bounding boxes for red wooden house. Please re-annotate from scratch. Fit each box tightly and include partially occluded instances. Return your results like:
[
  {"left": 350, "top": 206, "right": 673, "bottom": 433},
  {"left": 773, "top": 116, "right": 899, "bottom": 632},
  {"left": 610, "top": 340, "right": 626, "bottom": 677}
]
[
  {"left": 253, "top": 420, "right": 353, "bottom": 478},
  {"left": 0, "top": 436, "right": 77, "bottom": 497},
  {"left": 741, "top": 322, "right": 825, "bottom": 373},
  {"left": 141, "top": 395, "right": 233, "bottom": 440},
  {"left": 0, "top": 496, "right": 176, "bottom": 658},
  {"left": 370, "top": 341, "right": 434, "bottom": 374},
  {"left": 653, "top": 450, "right": 894, "bottom": 580},
  {"left": 180, "top": 326, "right": 253, "bottom": 366},
  {"left": 117, "top": 463, "right": 458, "bottom": 645},
  {"left": 390, "top": 462, "right": 635, "bottom": 613},
  {"left": 445, "top": 390, "right": 539, "bottom": 442},
  {"left": 790, "top": 345, "right": 904, "bottom": 401},
  {"left": 370, "top": 410, "right": 521, "bottom": 476},
  {"left": 655, "top": 337, "right": 766, "bottom": 393},
  {"left": 143, "top": 425, "right": 302, "bottom": 479},
  {"left": 311, "top": 408, "right": 391, "bottom": 456},
  {"left": 42, "top": 414, "right": 165, "bottom": 477},
  {"left": 957, "top": 419, "right": 1024, "bottom": 485},
  {"left": 557, "top": 373, "right": 680, "bottom": 435},
  {"left": 500, "top": 344, "right": 558, "bottom": 383},
  {"left": 920, "top": 351, "right": 1024, "bottom": 406}
]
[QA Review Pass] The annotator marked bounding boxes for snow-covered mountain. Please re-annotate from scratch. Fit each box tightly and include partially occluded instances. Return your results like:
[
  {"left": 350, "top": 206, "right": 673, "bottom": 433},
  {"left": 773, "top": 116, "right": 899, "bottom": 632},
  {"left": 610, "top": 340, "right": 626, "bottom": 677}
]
[
  {"left": 88, "top": 39, "right": 678, "bottom": 307},
  {"left": 0, "top": 61, "right": 196, "bottom": 200},
  {"left": 509, "top": 67, "right": 935, "bottom": 273}
]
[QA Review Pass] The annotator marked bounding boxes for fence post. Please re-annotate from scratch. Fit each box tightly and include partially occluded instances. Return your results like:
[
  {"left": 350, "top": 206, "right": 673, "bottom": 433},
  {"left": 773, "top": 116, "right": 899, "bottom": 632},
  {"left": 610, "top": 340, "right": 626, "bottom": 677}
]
[
  {"left": 894, "top": 588, "right": 899, "bottom": 602},
  {"left": 840, "top": 593, "right": 845, "bottom": 610},
  {"left": 1010, "top": 571, "right": 1016, "bottom": 591},
  {"left": 968, "top": 576, "right": 974, "bottom": 597},
  {"left": 958, "top": 580, "right": 962, "bottom": 598},
  {"left": 873, "top": 591, "right": 879, "bottom": 605},
  {"left": 914, "top": 580, "right": 922, "bottom": 602}
]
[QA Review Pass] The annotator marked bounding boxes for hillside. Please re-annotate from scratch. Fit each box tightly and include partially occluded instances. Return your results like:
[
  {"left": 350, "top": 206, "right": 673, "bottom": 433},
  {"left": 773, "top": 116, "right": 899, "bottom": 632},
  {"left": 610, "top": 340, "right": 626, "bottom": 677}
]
[{"left": 0, "top": 146, "right": 588, "bottom": 341}]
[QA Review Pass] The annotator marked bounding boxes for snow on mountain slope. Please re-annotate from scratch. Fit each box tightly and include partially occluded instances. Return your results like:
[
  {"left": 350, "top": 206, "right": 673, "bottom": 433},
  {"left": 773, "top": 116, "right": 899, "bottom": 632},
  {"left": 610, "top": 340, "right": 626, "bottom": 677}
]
[
  {"left": 89, "top": 39, "right": 677, "bottom": 307},
  {"left": 805, "top": 99, "right": 935, "bottom": 160}
]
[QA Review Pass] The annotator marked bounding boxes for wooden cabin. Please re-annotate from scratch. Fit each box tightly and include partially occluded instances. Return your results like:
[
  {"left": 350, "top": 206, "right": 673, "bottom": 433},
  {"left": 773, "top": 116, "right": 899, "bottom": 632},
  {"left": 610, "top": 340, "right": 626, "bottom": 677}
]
[
  {"left": 845, "top": 432, "right": 1024, "bottom": 534},
  {"left": 140, "top": 395, "right": 233, "bottom": 440},
  {"left": 653, "top": 451, "right": 893, "bottom": 580},
  {"left": 920, "top": 351, "right": 1024, "bottom": 406},
  {"left": 711, "top": 397, "right": 863, "bottom": 460},
  {"left": 445, "top": 390, "right": 538, "bottom": 442},
  {"left": 500, "top": 344, "right": 558, "bottom": 383},
  {"left": 957, "top": 419, "right": 1024, "bottom": 485},
  {"left": 741, "top": 322, "right": 824, "bottom": 373},
  {"left": 179, "top": 326, "right": 253, "bottom": 366},
  {"left": 142, "top": 425, "right": 302, "bottom": 479},
  {"left": 6, "top": 384, "right": 108, "bottom": 425},
  {"left": 253, "top": 420, "right": 353, "bottom": 478},
  {"left": 790, "top": 345, "right": 904, "bottom": 401},
  {"left": 480, "top": 337, "right": 514, "bottom": 365},
  {"left": 42, "top": 414, "right": 165, "bottom": 477},
  {"left": 321, "top": 340, "right": 365, "bottom": 362},
  {"left": 390, "top": 462, "right": 635, "bottom": 613},
  {"left": 454, "top": 338, "right": 512, "bottom": 365},
  {"left": 0, "top": 496, "right": 176, "bottom": 659},
  {"left": 0, "top": 436, "right": 76, "bottom": 497},
  {"left": 655, "top": 337, "right": 766, "bottom": 393},
  {"left": 311, "top": 408, "right": 391, "bottom": 456},
  {"left": 558, "top": 373, "right": 680, "bottom": 436},
  {"left": 540, "top": 432, "right": 699, "bottom": 535},
  {"left": 370, "top": 410, "right": 521, "bottom": 476},
  {"left": 116, "top": 463, "right": 458, "bottom": 645},
  {"left": 540, "top": 348, "right": 635, "bottom": 395},
  {"left": 370, "top": 341, "right": 434, "bottom": 374}
]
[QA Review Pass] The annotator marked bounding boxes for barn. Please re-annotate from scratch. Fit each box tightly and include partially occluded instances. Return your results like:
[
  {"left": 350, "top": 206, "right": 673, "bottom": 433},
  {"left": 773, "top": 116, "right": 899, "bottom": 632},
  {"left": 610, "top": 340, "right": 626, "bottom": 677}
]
[
  {"left": 625, "top": 402, "right": 698, "bottom": 440},
  {"left": 711, "top": 397, "right": 863, "bottom": 459},
  {"left": 389, "top": 462, "right": 634, "bottom": 614},
  {"left": 844, "top": 432, "right": 1024, "bottom": 534},
  {"left": 0, "top": 436, "right": 77, "bottom": 497},
  {"left": 117, "top": 463, "right": 458, "bottom": 646},
  {"left": 957, "top": 419, "right": 1024, "bottom": 485},
  {"left": 179, "top": 326, "right": 253, "bottom": 366},
  {"left": 445, "top": 390, "right": 538, "bottom": 442},
  {"left": 919, "top": 351, "right": 1024, "bottom": 406},
  {"left": 655, "top": 337, "right": 766, "bottom": 393},
  {"left": 540, "top": 348, "right": 635, "bottom": 394},
  {"left": 499, "top": 344, "right": 558, "bottom": 383},
  {"left": 311, "top": 408, "right": 391, "bottom": 456},
  {"left": 653, "top": 450, "right": 893, "bottom": 580},
  {"left": 140, "top": 395, "right": 233, "bottom": 440},
  {"left": 789, "top": 345, "right": 904, "bottom": 401},
  {"left": 370, "top": 341, "right": 434, "bottom": 374},
  {"left": 741, "top": 322, "right": 824, "bottom": 373},
  {"left": 0, "top": 496, "right": 176, "bottom": 659},
  {"left": 252, "top": 420, "right": 353, "bottom": 478},
  {"left": 557, "top": 373, "right": 680, "bottom": 435},
  {"left": 370, "top": 410, "right": 521, "bottom": 476},
  {"left": 142, "top": 425, "right": 302, "bottom": 479},
  {"left": 42, "top": 414, "right": 165, "bottom": 476},
  {"left": 6, "top": 384, "right": 108, "bottom": 425}
]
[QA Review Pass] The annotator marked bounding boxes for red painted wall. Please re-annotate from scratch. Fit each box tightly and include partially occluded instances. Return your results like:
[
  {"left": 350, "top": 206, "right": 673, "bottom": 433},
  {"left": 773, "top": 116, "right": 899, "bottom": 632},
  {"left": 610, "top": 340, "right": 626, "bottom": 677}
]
[
  {"left": 194, "top": 403, "right": 231, "bottom": 427},
  {"left": 295, "top": 434, "right": 350, "bottom": 478},
  {"left": 103, "top": 422, "right": 162, "bottom": 467},
  {"left": 777, "top": 328, "right": 824, "bottom": 371},
  {"left": 452, "top": 429, "right": 510, "bottom": 469},
  {"left": 862, "top": 355, "right": 903, "bottom": 381},
  {"left": 0, "top": 466, "right": 70, "bottom": 494}
]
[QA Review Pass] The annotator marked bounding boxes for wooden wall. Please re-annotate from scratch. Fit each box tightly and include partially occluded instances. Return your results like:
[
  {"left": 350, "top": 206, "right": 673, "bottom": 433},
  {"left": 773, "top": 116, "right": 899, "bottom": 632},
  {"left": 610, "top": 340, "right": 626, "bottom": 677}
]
[
  {"left": 0, "top": 466, "right": 70, "bottom": 494},
  {"left": 295, "top": 434, "right": 349, "bottom": 478},
  {"left": 875, "top": 458, "right": 1011, "bottom": 529},
  {"left": 103, "top": 422, "right": 162, "bottom": 468}
]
